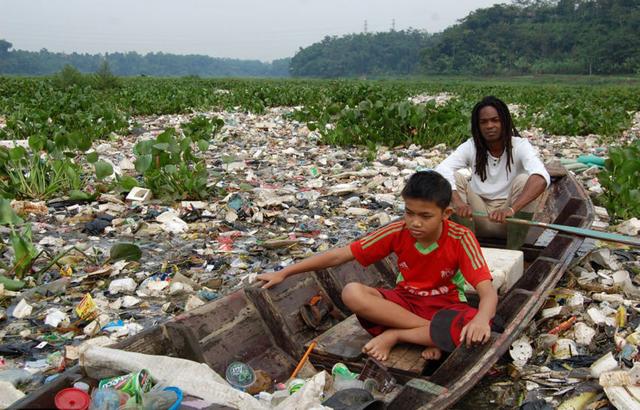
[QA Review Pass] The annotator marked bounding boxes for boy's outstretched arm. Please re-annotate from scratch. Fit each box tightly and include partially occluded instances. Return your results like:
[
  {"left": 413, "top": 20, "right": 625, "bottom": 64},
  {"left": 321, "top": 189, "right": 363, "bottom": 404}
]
[
  {"left": 459, "top": 280, "right": 498, "bottom": 347},
  {"left": 257, "top": 245, "right": 355, "bottom": 289}
]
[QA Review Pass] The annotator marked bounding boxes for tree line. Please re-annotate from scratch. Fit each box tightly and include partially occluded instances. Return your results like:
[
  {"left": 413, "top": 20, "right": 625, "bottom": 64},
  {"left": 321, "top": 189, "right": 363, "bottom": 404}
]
[
  {"left": 289, "top": 30, "right": 432, "bottom": 77},
  {"left": 290, "top": 0, "right": 640, "bottom": 77},
  {"left": 423, "top": 0, "right": 640, "bottom": 75},
  {"left": 0, "top": 40, "right": 290, "bottom": 77}
]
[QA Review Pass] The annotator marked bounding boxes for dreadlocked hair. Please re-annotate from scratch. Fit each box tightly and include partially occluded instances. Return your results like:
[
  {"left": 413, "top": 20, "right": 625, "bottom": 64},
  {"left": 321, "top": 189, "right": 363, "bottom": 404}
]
[{"left": 470, "top": 96, "right": 519, "bottom": 182}]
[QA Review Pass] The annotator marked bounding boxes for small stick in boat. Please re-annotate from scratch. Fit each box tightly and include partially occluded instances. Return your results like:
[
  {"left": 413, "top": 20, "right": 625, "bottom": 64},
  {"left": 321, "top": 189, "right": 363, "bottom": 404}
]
[{"left": 290, "top": 341, "right": 317, "bottom": 379}]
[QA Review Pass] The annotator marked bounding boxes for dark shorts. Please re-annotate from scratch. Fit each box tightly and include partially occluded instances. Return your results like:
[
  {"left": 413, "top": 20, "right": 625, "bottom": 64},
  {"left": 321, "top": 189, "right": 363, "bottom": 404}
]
[{"left": 356, "top": 287, "right": 482, "bottom": 352}]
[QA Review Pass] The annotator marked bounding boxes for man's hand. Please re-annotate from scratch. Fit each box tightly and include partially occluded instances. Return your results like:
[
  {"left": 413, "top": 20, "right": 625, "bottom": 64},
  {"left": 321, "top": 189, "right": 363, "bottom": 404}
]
[
  {"left": 488, "top": 207, "right": 515, "bottom": 223},
  {"left": 452, "top": 199, "right": 473, "bottom": 219},
  {"left": 256, "top": 271, "right": 287, "bottom": 289},
  {"left": 459, "top": 314, "right": 491, "bottom": 347}
]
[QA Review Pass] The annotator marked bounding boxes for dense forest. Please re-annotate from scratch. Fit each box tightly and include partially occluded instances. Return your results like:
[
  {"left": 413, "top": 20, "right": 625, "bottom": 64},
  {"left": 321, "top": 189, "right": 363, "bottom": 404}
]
[
  {"left": 289, "top": 30, "right": 432, "bottom": 77},
  {"left": 0, "top": 40, "right": 290, "bottom": 77},
  {"left": 423, "top": 0, "right": 640, "bottom": 75},
  {"left": 290, "top": 0, "right": 640, "bottom": 77}
]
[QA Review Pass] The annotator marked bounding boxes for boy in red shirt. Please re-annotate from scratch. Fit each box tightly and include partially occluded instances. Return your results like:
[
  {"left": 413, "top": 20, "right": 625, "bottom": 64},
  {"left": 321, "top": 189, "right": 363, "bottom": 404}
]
[{"left": 257, "top": 171, "right": 498, "bottom": 361}]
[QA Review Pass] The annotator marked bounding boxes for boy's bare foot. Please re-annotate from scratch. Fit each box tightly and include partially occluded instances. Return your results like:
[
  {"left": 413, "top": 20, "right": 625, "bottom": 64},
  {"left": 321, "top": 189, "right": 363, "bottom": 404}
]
[
  {"left": 421, "top": 346, "right": 442, "bottom": 360},
  {"left": 362, "top": 330, "right": 398, "bottom": 361}
]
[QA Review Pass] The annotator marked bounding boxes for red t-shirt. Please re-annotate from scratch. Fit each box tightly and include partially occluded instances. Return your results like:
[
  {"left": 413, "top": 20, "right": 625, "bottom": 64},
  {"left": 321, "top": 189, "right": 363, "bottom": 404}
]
[{"left": 350, "top": 219, "right": 492, "bottom": 302}]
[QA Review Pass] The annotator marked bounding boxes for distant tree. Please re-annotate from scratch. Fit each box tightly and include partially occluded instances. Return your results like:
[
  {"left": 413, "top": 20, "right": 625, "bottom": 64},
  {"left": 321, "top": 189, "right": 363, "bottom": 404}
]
[
  {"left": 0, "top": 39, "right": 12, "bottom": 55},
  {"left": 92, "top": 60, "right": 120, "bottom": 89},
  {"left": 270, "top": 58, "right": 291, "bottom": 77},
  {"left": 54, "top": 64, "right": 87, "bottom": 89}
]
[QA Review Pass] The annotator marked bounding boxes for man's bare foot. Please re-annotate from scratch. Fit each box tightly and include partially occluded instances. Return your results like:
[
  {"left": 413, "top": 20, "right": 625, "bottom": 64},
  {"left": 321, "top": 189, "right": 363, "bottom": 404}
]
[
  {"left": 362, "top": 331, "right": 398, "bottom": 361},
  {"left": 421, "top": 346, "right": 442, "bottom": 360}
]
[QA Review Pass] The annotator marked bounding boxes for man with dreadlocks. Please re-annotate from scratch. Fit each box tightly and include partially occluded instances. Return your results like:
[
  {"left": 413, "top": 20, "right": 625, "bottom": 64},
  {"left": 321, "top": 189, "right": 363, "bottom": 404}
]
[{"left": 435, "top": 96, "right": 550, "bottom": 249}]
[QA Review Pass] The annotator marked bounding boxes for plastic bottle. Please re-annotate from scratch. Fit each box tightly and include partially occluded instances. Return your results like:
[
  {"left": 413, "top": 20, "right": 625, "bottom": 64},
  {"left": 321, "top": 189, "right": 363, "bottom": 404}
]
[
  {"left": 88, "top": 389, "right": 122, "bottom": 410},
  {"left": 331, "top": 363, "right": 358, "bottom": 379}
]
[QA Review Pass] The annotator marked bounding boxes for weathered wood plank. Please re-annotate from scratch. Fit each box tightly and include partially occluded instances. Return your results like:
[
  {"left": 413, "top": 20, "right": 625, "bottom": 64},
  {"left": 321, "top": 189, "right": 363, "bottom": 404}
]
[
  {"left": 311, "top": 315, "right": 427, "bottom": 376},
  {"left": 313, "top": 315, "right": 369, "bottom": 360}
]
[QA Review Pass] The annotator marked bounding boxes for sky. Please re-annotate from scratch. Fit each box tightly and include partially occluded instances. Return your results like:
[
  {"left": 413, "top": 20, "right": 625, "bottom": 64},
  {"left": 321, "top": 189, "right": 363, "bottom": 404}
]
[{"left": 0, "top": 0, "right": 505, "bottom": 62}]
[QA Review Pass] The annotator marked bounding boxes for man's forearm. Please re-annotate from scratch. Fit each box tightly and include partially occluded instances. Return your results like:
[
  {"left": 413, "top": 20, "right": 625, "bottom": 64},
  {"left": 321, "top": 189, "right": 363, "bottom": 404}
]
[{"left": 511, "top": 174, "right": 546, "bottom": 213}]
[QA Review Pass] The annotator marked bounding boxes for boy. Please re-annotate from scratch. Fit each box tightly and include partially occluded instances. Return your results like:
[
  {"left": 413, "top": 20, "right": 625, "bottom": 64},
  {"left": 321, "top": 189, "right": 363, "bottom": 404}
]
[{"left": 257, "top": 171, "right": 498, "bottom": 361}]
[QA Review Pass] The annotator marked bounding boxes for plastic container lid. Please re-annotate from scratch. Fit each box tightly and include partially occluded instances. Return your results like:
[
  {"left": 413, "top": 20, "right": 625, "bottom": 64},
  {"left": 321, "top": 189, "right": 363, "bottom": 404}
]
[
  {"left": 72, "top": 382, "right": 90, "bottom": 392},
  {"left": 55, "top": 388, "right": 91, "bottom": 410}
]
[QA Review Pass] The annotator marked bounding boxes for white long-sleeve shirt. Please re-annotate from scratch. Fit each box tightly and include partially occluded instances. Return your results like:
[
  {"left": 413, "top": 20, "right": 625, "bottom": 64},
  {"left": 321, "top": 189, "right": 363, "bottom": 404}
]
[{"left": 435, "top": 137, "right": 551, "bottom": 200}]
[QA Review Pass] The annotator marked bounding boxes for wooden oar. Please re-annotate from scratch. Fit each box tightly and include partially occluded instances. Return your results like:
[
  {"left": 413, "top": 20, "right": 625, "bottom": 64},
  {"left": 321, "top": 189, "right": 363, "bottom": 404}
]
[{"left": 471, "top": 211, "right": 640, "bottom": 248}]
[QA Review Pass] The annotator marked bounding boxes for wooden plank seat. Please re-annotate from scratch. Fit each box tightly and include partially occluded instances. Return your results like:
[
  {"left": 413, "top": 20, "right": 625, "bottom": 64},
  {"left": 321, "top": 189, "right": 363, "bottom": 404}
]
[{"left": 308, "top": 315, "right": 427, "bottom": 378}]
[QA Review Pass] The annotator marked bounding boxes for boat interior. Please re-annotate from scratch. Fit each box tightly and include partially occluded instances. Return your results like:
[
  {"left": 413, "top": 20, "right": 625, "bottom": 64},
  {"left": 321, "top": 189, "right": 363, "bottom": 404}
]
[{"left": 12, "top": 168, "right": 594, "bottom": 409}]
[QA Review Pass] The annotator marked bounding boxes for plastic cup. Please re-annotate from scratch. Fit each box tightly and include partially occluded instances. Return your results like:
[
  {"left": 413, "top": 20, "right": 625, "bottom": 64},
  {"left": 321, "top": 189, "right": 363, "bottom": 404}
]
[
  {"left": 287, "top": 378, "right": 305, "bottom": 395},
  {"left": 333, "top": 375, "right": 365, "bottom": 391},
  {"left": 225, "top": 361, "right": 256, "bottom": 391}
]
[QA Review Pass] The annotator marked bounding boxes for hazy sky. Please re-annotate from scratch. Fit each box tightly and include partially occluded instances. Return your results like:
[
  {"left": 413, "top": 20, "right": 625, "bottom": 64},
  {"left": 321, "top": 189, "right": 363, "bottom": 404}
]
[{"left": 1, "top": 0, "right": 505, "bottom": 61}]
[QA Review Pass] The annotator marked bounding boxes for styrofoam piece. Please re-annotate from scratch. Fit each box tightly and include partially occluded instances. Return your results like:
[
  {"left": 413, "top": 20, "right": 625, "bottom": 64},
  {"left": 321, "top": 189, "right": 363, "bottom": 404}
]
[
  {"left": 44, "top": 309, "right": 69, "bottom": 328},
  {"left": 108, "top": 278, "right": 137, "bottom": 294},
  {"left": 591, "top": 352, "right": 619, "bottom": 378},
  {"left": 541, "top": 306, "right": 563, "bottom": 319},
  {"left": 126, "top": 187, "right": 152, "bottom": 202},
  {"left": 0, "top": 381, "right": 25, "bottom": 408},
  {"left": 12, "top": 299, "right": 33, "bottom": 319},
  {"left": 574, "top": 322, "right": 596, "bottom": 346},
  {"left": 603, "top": 386, "right": 640, "bottom": 410},
  {"left": 592, "top": 292, "right": 625, "bottom": 304},
  {"left": 465, "top": 248, "right": 524, "bottom": 294},
  {"left": 552, "top": 338, "right": 578, "bottom": 359},
  {"left": 509, "top": 336, "right": 533, "bottom": 367},
  {"left": 587, "top": 306, "right": 609, "bottom": 325},
  {"left": 156, "top": 211, "right": 188, "bottom": 234}
]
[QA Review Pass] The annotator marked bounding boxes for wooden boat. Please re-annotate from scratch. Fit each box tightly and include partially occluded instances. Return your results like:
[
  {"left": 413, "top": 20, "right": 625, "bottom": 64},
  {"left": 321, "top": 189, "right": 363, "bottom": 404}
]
[{"left": 11, "top": 165, "right": 594, "bottom": 409}]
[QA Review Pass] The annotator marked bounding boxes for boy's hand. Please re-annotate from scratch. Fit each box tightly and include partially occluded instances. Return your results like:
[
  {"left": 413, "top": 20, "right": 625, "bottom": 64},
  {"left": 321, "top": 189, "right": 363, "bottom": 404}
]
[
  {"left": 459, "top": 315, "right": 491, "bottom": 347},
  {"left": 257, "top": 271, "right": 287, "bottom": 289}
]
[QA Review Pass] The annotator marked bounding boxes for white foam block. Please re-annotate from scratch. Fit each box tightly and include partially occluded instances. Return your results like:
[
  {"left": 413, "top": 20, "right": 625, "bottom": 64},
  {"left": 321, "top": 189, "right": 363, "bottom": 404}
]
[
  {"left": 465, "top": 247, "right": 524, "bottom": 295},
  {"left": 126, "top": 187, "right": 152, "bottom": 202}
]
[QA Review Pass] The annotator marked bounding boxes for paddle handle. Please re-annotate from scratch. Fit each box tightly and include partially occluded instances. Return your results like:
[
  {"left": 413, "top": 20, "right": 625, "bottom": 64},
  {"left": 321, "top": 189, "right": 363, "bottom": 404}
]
[{"left": 470, "top": 211, "right": 640, "bottom": 248}]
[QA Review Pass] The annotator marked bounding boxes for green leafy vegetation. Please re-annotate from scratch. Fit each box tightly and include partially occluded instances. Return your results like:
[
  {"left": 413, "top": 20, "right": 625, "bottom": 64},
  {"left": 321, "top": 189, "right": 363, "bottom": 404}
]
[
  {"left": 1, "top": 74, "right": 639, "bottom": 217},
  {"left": 132, "top": 116, "right": 223, "bottom": 200},
  {"left": 109, "top": 243, "right": 142, "bottom": 263},
  {"left": 598, "top": 139, "right": 640, "bottom": 221},
  {"left": 0, "top": 199, "right": 36, "bottom": 280},
  {"left": 0, "top": 146, "right": 84, "bottom": 200}
]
